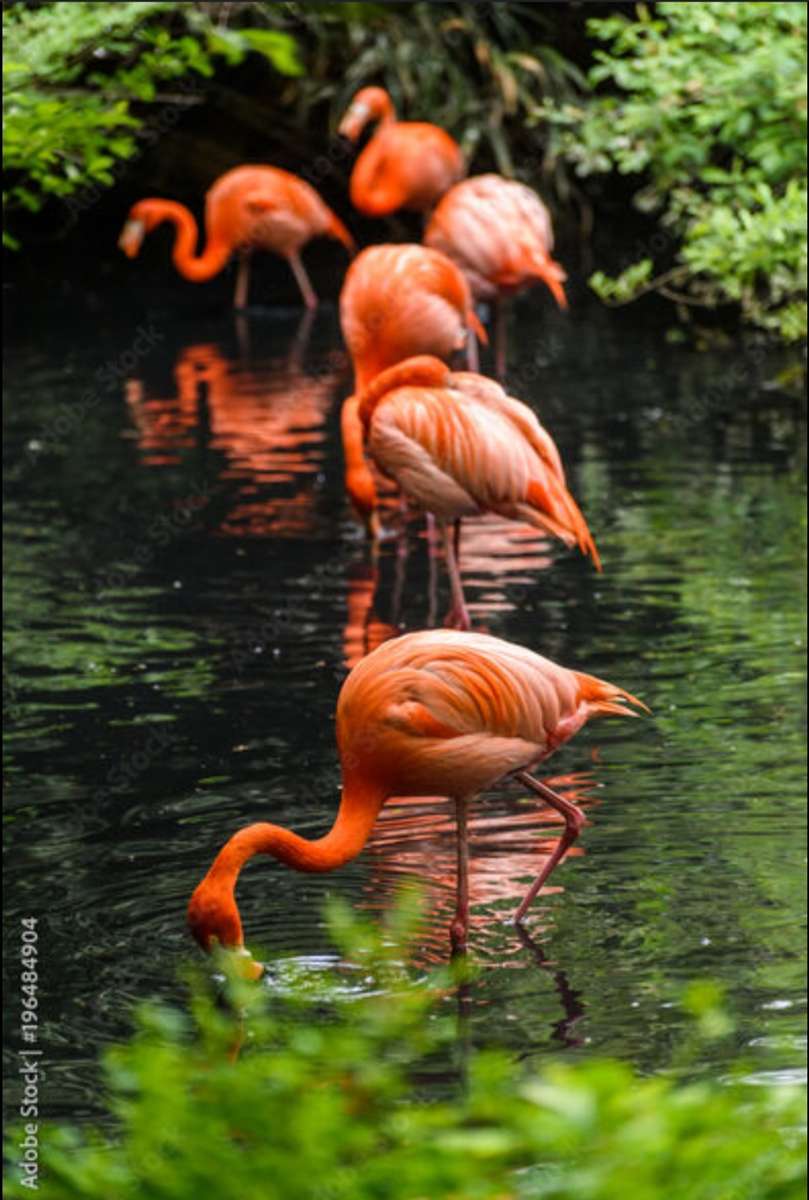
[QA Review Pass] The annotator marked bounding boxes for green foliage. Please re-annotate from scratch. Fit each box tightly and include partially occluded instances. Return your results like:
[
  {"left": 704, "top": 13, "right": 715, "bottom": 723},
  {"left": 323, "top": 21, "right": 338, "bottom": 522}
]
[
  {"left": 4, "top": 899, "right": 806, "bottom": 1200},
  {"left": 2, "top": 1, "right": 302, "bottom": 247},
  {"left": 542, "top": 2, "right": 808, "bottom": 341},
  {"left": 275, "top": 1, "right": 588, "bottom": 192},
  {"left": 2, "top": 0, "right": 590, "bottom": 250}
]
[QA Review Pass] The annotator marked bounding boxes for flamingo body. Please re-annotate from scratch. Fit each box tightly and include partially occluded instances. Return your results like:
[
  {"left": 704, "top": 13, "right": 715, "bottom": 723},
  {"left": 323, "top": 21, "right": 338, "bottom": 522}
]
[
  {"left": 425, "top": 174, "right": 567, "bottom": 306},
  {"left": 339, "top": 87, "right": 464, "bottom": 216},
  {"left": 336, "top": 631, "right": 635, "bottom": 797},
  {"left": 338, "top": 244, "right": 485, "bottom": 527},
  {"left": 187, "top": 629, "right": 646, "bottom": 956},
  {"left": 359, "top": 356, "right": 598, "bottom": 561},
  {"left": 118, "top": 165, "right": 354, "bottom": 308}
]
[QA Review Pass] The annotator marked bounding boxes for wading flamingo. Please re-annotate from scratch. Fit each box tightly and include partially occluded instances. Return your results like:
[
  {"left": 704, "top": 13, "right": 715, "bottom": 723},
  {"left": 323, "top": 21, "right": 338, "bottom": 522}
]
[
  {"left": 338, "top": 243, "right": 486, "bottom": 533},
  {"left": 187, "top": 629, "right": 647, "bottom": 958},
  {"left": 338, "top": 87, "right": 464, "bottom": 217},
  {"left": 425, "top": 174, "right": 568, "bottom": 375},
  {"left": 118, "top": 165, "right": 355, "bottom": 309},
  {"left": 356, "top": 355, "right": 600, "bottom": 628}
]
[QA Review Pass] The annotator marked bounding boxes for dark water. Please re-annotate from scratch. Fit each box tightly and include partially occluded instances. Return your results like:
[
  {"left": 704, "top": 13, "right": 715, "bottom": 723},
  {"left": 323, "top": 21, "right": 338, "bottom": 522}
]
[{"left": 4, "top": 288, "right": 806, "bottom": 1121}]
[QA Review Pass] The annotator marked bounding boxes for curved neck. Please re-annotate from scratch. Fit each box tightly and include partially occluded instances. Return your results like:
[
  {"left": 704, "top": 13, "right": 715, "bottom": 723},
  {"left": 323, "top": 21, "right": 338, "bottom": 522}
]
[
  {"left": 369, "top": 92, "right": 395, "bottom": 127},
  {"left": 357, "top": 356, "right": 450, "bottom": 428},
  {"left": 148, "top": 200, "right": 231, "bottom": 282},
  {"left": 341, "top": 394, "right": 378, "bottom": 517},
  {"left": 210, "top": 779, "right": 387, "bottom": 882},
  {"left": 354, "top": 90, "right": 396, "bottom": 137},
  {"left": 194, "top": 773, "right": 388, "bottom": 947}
]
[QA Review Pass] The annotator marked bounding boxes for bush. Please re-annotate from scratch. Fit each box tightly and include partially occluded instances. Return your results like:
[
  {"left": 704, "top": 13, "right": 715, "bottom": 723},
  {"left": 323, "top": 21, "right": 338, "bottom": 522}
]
[
  {"left": 2, "top": 1, "right": 302, "bottom": 247},
  {"left": 4, "top": 899, "right": 806, "bottom": 1200},
  {"left": 542, "top": 2, "right": 808, "bottom": 341}
]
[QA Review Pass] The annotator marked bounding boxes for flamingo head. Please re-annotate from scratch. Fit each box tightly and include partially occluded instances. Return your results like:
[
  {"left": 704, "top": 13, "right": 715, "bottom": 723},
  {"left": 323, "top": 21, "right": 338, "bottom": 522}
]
[
  {"left": 117, "top": 201, "right": 161, "bottom": 258},
  {"left": 187, "top": 878, "right": 243, "bottom": 954},
  {"left": 338, "top": 86, "right": 393, "bottom": 141}
]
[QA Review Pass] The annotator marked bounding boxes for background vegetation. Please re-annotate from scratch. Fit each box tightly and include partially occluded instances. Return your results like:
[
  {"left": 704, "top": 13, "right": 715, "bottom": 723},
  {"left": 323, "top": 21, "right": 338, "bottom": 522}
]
[
  {"left": 4, "top": 1, "right": 806, "bottom": 340},
  {"left": 545, "top": 3, "right": 807, "bottom": 341},
  {"left": 5, "top": 900, "right": 807, "bottom": 1200}
]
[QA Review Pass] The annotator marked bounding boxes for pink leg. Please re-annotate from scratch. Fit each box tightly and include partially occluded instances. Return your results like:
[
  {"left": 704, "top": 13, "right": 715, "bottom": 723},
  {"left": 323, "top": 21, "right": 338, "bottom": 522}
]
[
  {"left": 440, "top": 519, "right": 470, "bottom": 630},
  {"left": 288, "top": 251, "right": 318, "bottom": 310},
  {"left": 450, "top": 795, "right": 470, "bottom": 953},
  {"left": 234, "top": 250, "right": 251, "bottom": 310},
  {"left": 512, "top": 771, "right": 587, "bottom": 922},
  {"left": 466, "top": 329, "right": 480, "bottom": 372},
  {"left": 425, "top": 512, "right": 440, "bottom": 558},
  {"left": 494, "top": 295, "right": 507, "bottom": 380}
]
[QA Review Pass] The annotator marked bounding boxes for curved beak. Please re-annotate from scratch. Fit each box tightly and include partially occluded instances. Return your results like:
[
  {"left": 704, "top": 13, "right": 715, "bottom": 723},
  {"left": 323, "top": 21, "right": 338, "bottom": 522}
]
[
  {"left": 118, "top": 219, "right": 146, "bottom": 258},
  {"left": 338, "top": 102, "right": 370, "bottom": 143}
]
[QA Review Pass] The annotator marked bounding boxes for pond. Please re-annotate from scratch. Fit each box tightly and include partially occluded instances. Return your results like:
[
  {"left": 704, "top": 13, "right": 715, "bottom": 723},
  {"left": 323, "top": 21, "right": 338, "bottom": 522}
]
[{"left": 4, "top": 279, "right": 806, "bottom": 1121}]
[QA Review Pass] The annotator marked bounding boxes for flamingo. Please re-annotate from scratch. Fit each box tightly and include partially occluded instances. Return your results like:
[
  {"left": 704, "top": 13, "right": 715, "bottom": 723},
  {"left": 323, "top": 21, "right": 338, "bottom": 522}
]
[
  {"left": 338, "top": 243, "right": 486, "bottom": 533},
  {"left": 425, "top": 174, "right": 568, "bottom": 375},
  {"left": 338, "top": 87, "right": 465, "bottom": 217},
  {"left": 118, "top": 165, "right": 355, "bottom": 309},
  {"left": 356, "top": 355, "right": 600, "bottom": 628},
  {"left": 187, "top": 629, "right": 647, "bottom": 960}
]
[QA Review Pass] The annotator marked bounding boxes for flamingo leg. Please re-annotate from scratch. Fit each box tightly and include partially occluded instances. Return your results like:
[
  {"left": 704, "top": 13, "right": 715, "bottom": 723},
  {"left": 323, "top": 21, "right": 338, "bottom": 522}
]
[
  {"left": 512, "top": 770, "right": 587, "bottom": 922},
  {"left": 466, "top": 328, "right": 480, "bottom": 372},
  {"left": 450, "top": 795, "right": 470, "bottom": 953},
  {"left": 234, "top": 250, "right": 251, "bottom": 310},
  {"left": 287, "top": 251, "right": 318, "bottom": 310},
  {"left": 440, "top": 518, "right": 470, "bottom": 630},
  {"left": 494, "top": 295, "right": 507, "bottom": 380},
  {"left": 390, "top": 526, "right": 409, "bottom": 626}
]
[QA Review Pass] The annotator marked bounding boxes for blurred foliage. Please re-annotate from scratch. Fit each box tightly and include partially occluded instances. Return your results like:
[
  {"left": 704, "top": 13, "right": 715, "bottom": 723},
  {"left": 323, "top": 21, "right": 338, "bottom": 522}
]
[
  {"left": 2, "top": 1, "right": 302, "bottom": 247},
  {"left": 2, "top": 0, "right": 589, "bottom": 248},
  {"left": 4, "top": 897, "right": 806, "bottom": 1200},
  {"left": 270, "top": 2, "right": 588, "bottom": 193},
  {"left": 541, "top": 2, "right": 807, "bottom": 341}
]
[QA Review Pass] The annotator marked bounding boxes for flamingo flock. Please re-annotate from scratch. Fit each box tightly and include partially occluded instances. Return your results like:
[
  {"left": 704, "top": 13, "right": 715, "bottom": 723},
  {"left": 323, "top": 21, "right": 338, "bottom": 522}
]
[{"left": 119, "top": 86, "right": 649, "bottom": 963}]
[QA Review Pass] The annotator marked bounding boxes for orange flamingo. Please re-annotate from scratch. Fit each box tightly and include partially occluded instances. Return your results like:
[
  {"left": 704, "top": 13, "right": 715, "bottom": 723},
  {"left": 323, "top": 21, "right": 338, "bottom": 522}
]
[
  {"left": 118, "top": 165, "right": 355, "bottom": 309},
  {"left": 338, "top": 243, "right": 486, "bottom": 532},
  {"left": 187, "top": 629, "right": 647, "bottom": 958},
  {"left": 338, "top": 87, "right": 465, "bottom": 217},
  {"left": 425, "top": 174, "right": 568, "bottom": 374},
  {"left": 356, "top": 355, "right": 600, "bottom": 628}
]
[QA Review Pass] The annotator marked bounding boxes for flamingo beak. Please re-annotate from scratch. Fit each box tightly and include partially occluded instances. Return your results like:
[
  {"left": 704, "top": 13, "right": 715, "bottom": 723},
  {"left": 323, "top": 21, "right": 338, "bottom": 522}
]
[
  {"left": 118, "top": 219, "right": 146, "bottom": 258},
  {"left": 338, "top": 102, "right": 370, "bottom": 142}
]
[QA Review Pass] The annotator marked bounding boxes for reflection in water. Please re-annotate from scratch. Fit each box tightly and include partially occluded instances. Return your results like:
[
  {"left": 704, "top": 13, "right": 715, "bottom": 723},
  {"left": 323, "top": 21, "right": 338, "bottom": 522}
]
[
  {"left": 5, "top": 292, "right": 805, "bottom": 1119},
  {"left": 343, "top": 514, "right": 566, "bottom": 664},
  {"left": 125, "top": 314, "right": 343, "bottom": 538},
  {"left": 361, "top": 773, "right": 598, "bottom": 965}
]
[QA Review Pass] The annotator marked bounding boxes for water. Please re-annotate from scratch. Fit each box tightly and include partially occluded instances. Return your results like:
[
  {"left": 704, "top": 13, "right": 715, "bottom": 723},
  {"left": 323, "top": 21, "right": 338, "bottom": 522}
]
[{"left": 4, "top": 288, "right": 806, "bottom": 1121}]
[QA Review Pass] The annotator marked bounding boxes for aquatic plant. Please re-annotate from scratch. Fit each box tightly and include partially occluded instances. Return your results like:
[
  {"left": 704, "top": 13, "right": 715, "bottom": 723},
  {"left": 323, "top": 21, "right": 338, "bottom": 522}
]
[{"left": 4, "top": 899, "right": 806, "bottom": 1200}]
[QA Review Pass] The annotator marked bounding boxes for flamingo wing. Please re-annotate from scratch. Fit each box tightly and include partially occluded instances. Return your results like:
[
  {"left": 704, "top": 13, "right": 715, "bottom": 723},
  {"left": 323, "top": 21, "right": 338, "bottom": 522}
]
[
  {"left": 337, "top": 630, "right": 644, "bottom": 795},
  {"left": 368, "top": 380, "right": 596, "bottom": 559}
]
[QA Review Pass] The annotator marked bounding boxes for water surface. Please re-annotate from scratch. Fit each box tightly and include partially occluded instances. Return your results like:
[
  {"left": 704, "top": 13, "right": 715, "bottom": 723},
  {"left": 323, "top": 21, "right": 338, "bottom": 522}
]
[{"left": 4, "top": 291, "right": 806, "bottom": 1119}]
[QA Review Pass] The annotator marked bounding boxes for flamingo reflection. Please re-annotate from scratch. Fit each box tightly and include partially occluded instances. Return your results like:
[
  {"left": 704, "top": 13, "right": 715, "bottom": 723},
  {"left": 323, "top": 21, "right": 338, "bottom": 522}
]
[
  {"left": 340, "top": 512, "right": 559, "bottom": 662},
  {"left": 124, "top": 315, "right": 343, "bottom": 538},
  {"left": 360, "top": 771, "right": 598, "bottom": 969}
]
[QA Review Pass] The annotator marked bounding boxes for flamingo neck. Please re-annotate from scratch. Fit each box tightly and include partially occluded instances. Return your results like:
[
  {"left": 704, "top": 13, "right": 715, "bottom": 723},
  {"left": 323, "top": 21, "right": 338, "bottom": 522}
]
[
  {"left": 191, "top": 774, "right": 387, "bottom": 948},
  {"left": 147, "top": 200, "right": 232, "bottom": 282},
  {"left": 357, "top": 355, "right": 451, "bottom": 428},
  {"left": 366, "top": 90, "right": 396, "bottom": 129},
  {"left": 341, "top": 394, "right": 378, "bottom": 518}
]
